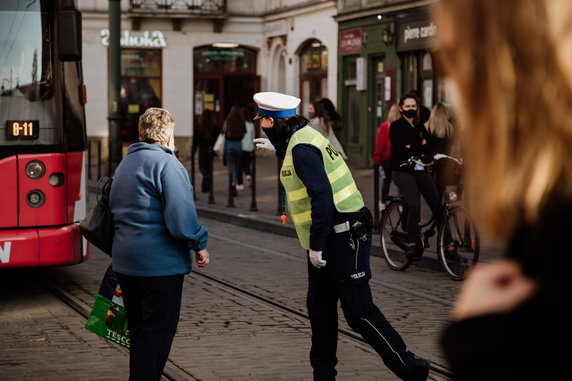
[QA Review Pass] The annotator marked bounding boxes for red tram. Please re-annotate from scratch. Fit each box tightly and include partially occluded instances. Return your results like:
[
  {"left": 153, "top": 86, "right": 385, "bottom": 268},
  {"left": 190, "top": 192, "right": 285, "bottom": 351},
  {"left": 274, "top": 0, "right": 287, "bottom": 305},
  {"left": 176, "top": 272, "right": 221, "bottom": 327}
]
[{"left": 0, "top": 0, "right": 89, "bottom": 268}]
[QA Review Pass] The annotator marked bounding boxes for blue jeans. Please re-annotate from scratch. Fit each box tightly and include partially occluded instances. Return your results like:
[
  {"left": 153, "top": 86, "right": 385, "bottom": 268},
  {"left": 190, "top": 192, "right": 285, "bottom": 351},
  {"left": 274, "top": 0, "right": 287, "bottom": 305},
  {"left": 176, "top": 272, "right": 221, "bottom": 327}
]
[
  {"left": 224, "top": 140, "right": 242, "bottom": 184},
  {"left": 380, "top": 161, "right": 393, "bottom": 203}
]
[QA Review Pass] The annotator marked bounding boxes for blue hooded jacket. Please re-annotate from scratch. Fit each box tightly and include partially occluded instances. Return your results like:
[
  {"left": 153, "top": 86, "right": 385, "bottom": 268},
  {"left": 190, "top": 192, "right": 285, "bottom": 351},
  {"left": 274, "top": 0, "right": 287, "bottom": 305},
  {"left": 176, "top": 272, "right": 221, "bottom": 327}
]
[{"left": 109, "top": 142, "right": 208, "bottom": 276}]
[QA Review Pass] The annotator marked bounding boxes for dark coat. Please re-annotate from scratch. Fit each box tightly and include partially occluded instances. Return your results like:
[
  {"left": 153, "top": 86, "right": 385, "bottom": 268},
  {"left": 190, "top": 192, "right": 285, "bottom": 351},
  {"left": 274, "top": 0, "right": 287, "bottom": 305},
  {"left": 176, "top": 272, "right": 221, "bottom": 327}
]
[{"left": 441, "top": 196, "right": 572, "bottom": 380}]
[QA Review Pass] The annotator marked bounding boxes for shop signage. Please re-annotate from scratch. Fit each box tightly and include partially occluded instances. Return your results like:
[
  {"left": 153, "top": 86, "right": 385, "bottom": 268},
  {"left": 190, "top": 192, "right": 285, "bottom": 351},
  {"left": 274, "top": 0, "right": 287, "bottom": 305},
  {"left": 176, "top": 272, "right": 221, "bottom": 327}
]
[
  {"left": 100, "top": 29, "right": 167, "bottom": 48},
  {"left": 396, "top": 20, "right": 437, "bottom": 52},
  {"left": 265, "top": 19, "right": 288, "bottom": 38},
  {"left": 339, "top": 28, "right": 362, "bottom": 56}
]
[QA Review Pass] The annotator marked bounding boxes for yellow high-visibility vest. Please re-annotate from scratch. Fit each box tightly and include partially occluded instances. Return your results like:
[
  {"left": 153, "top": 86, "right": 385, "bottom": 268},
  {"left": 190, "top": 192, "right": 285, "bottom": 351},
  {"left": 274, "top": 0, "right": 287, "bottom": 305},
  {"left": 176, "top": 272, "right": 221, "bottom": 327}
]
[{"left": 280, "top": 126, "right": 364, "bottom": 249}]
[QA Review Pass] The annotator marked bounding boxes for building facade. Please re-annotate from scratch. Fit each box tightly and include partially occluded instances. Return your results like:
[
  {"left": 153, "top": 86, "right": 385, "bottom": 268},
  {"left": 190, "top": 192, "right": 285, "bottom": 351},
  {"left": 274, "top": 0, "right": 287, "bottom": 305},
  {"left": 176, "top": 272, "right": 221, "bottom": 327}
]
[
  {"left": 336, "top": 0, "right": 446, "bottom": 167},
  {"left": 79, "top": 0, "right": 339, "bottom": 164}
]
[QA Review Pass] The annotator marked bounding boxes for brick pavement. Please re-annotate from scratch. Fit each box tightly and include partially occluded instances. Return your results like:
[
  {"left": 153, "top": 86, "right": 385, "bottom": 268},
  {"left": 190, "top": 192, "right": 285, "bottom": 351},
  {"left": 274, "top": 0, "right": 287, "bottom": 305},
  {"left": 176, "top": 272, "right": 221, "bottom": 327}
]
[{"left": 0, "top": 268, "right": 135, "bottom": 381}]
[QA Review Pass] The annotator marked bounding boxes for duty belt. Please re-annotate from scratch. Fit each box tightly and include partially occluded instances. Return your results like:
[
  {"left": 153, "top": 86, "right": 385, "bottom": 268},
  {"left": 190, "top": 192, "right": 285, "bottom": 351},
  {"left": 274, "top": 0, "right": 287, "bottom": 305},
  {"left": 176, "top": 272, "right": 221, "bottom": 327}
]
[{"left": 333, "top": 221, "right": 351, "bottom": 233}]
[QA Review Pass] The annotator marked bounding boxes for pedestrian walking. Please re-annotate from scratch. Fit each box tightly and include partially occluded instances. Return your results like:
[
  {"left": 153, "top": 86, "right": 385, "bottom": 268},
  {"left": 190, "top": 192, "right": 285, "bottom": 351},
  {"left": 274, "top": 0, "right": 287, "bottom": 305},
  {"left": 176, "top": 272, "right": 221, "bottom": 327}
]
[
  {"left": 237, "top": 106, "right": 255, "bottom": 189},
  {"left": 222, "top": 105, "right": 246, "bottom": 195},
  {"left": 109, "top": 107, "right": 210, "bottom": 381},
  {"left": 252, "top": 91, "right": 431, "bottom": 381},
  {"left": 310, "top": 99, "right": 348, "bottom": 160},
  {"left": 425, "top": 102, "right": 456, "bottom": 192},
  {"left": 433, "top": 0, "right": 572, "bottom": 379},
  {"left": 373, "top": 103, "right": 400, "bottom": 211},
  {"left": 193, "top": 108, "right": 220, "bottom": 193}
]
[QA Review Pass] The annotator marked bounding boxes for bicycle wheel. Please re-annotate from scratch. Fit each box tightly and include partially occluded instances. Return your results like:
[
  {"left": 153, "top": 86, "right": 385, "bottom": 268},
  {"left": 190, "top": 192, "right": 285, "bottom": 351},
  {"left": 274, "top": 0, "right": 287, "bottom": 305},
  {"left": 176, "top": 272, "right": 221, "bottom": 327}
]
[
  {"left": 437, "top": 206, "right": 480, "bottom": 281},
  {"left": 380, "top": 199, "right": 411, "bottom": 271}
]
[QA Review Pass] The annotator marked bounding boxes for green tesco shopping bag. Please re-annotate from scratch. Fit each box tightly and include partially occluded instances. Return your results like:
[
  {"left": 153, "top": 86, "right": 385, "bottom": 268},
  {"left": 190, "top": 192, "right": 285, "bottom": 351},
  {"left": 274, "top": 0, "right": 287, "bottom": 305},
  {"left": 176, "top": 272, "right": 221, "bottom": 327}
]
[{"left": 84, "top": 265, "right": 130, "bottom": 349}]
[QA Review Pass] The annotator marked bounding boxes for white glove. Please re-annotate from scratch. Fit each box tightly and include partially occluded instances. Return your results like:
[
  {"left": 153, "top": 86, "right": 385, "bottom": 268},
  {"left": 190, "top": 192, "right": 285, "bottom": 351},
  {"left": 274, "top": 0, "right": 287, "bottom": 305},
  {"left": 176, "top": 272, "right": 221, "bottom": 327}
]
[
  {"left": 253, "top": 138, "right": 276, "bottom": 152},
  {"left": 309, "top": 250, "right": 326, "bottom": 268}
]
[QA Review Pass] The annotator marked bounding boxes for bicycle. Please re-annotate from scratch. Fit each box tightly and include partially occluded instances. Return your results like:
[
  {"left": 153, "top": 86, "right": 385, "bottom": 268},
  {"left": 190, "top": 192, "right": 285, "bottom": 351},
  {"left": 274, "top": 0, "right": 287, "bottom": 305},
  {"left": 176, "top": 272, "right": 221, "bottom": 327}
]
[{"left": 379, "top": 154, "right": 480, "bottom": 281}]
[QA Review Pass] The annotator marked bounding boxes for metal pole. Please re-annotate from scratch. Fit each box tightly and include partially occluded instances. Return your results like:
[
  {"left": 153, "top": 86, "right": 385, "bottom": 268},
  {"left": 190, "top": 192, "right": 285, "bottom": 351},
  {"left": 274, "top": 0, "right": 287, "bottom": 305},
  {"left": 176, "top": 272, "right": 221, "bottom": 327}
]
[
  {"left": 227, "top": 174, "right": 235, "bottom": 208},
  {"left": 190, "top": 145, "right": 196, "bottom": 200},
  {"left": 276, "top": 157, "right": 283, "bottom": 215},
  {"left": 108, "top": 0, "right": 122, "bottom": 175},
  {"left": 249, "top": 151, "right": 257, "bottom": 211},
  {"left": 87, "top": 139, "right": 92, "bottom": 180},
  {"left": 208, "top": 149, "right": 215, "bottom": 204},
  {"left": 373, "top": 164, "right": 380, "bottom": 231}
]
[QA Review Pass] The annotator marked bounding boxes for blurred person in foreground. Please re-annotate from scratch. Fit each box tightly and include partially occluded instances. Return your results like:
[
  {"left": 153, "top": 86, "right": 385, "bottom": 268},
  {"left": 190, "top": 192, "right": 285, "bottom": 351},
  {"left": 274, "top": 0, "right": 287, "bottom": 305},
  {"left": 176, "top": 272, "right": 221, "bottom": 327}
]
[
  {"left": 252, "top": 91, "right": 430, "bottom": 381},
  {"left": 110, "top": 108, "right": 210, "bottom": 381},
  {"left": 433, "top": 0, "right": 572, "bottom": 379}
]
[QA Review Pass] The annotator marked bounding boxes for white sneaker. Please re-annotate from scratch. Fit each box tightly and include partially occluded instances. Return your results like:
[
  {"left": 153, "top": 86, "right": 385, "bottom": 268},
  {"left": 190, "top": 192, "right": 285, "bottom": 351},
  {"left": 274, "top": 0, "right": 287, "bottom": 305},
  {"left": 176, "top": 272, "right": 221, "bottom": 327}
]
[
  {"left": 236, "top": 184, "right": 245, "bottom": 191},
  {"left": 379, "top": 201, "right": 386, "bottom": 213}
]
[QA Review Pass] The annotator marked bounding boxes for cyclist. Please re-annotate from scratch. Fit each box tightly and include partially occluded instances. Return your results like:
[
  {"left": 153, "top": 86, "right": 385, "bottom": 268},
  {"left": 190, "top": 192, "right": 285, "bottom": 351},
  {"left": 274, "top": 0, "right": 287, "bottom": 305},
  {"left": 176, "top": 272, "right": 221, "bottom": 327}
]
[{"left": 389, "top": 93, "right": 441, "bottom": 261}]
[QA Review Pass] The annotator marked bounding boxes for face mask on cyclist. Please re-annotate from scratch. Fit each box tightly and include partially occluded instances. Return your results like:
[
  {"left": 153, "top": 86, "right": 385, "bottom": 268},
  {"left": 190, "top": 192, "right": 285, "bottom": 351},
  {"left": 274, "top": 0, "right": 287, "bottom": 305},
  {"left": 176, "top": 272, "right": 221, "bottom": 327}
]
[{"left": 401, "top": 109, "right": 417, "bottom": 118}]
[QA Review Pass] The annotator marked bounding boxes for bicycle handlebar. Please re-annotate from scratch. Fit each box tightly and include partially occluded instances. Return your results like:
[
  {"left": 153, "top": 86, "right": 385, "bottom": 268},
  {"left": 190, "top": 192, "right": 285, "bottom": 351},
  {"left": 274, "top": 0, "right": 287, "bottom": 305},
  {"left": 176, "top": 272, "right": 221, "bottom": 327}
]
[{"left": 400, "top": 154, "right": 463, "bottom": 168}]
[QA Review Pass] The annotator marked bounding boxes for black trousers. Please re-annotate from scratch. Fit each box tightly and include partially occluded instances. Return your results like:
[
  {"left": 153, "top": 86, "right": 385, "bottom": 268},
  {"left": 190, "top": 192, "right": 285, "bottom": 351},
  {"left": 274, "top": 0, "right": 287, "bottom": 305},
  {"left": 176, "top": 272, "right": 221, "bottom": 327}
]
[
  {"left": 117, "top": 273, "right": 185, "bottom": 381},
  {"left": 392, "top": 170, "right": 441, "bottom": 243},
  {"left": 307, "top": 229, "right": 419, "bottom": 381},
  {"left": 198, "top": 146, "right": 214, "bottom": 193}
]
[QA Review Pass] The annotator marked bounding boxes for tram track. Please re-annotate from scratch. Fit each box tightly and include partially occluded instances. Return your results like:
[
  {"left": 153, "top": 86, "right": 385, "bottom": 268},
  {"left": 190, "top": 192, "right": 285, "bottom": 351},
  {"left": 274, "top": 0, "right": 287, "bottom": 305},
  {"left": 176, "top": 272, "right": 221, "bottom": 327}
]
[
  {"left": 31, "top": 225, "right": 455, "bottom": 380},
  {"left": 210, "top": 233, "right": 454, "bottom": 307},
  {"left": 37, "top": 272, "right": 197, "bottom": 381},
  {"left": 192, "top": 268, "right": 453, "bottom": 381},
  {"left": 40, "top": 264, "right": 453, "bottom": 380}
]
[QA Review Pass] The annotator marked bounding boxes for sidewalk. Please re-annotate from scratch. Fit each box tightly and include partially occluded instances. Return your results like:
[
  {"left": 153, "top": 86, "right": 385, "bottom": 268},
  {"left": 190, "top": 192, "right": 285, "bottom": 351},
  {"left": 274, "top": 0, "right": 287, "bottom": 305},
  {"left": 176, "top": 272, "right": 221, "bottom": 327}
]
[{"left": 189, "top": 150, "right": 380, "bottom": 234}]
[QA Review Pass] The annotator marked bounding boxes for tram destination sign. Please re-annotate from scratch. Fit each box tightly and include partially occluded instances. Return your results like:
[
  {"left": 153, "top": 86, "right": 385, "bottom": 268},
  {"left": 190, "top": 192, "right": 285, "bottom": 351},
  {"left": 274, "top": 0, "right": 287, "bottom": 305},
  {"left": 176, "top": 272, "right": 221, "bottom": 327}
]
[{"left": 6, "top": 120, "right": 39, "bottom": 140}]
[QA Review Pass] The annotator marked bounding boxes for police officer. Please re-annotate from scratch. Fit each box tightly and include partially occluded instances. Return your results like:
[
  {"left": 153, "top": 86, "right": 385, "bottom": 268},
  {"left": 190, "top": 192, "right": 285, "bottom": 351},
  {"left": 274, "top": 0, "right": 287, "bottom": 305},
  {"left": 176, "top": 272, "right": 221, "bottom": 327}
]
[{"left": 252, "top": 92, "right": 431, "bottom": 381}]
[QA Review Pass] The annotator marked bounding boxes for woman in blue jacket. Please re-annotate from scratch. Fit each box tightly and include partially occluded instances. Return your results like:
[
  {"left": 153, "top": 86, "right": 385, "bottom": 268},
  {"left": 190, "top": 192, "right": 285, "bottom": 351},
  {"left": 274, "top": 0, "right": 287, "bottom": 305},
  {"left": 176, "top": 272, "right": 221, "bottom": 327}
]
[{"left": 110, "top": 107, "right": 210, "bottom": 381}]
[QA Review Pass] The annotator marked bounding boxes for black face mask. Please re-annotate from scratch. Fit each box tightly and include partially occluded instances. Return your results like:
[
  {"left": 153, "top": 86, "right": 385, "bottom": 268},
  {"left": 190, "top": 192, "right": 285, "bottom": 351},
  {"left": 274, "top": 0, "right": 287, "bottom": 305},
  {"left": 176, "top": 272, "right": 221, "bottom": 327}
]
[
  {"left": 262, "top": 127, "right": 288, "bottom": 159},
  {"left": 401, "top": 109, "right": 417, "bottom": 118}
]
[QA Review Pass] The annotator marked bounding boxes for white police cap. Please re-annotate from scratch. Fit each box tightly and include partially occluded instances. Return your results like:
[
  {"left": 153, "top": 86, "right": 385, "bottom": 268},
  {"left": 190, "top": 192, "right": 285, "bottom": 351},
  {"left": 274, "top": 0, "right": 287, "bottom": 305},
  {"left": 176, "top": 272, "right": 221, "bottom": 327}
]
[{"left": 253, "top": 92, "right": 301, "bottom": 120}]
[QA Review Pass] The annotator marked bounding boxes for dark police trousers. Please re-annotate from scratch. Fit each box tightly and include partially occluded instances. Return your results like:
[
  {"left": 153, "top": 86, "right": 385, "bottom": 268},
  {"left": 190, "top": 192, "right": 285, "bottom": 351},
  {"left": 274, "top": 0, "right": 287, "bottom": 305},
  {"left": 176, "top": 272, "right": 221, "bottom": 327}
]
[
  {"left": 117, "top": 273, "right": 184, "bottom": 381},
  {"left": 307, "top": 227, "right": 419, "bottom": 381}
]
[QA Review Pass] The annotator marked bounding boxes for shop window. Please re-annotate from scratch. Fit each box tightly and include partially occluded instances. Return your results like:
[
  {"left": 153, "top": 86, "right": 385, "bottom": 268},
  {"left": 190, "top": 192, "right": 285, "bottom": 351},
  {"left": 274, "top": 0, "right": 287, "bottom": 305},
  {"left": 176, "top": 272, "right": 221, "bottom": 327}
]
[
  {"left": 193, "top": 45, "right": 258, "bottom": 128},
  {"left": 299, "top": 39, "right": 328, "bottom": 117},
  {"left": 120, "top": 48, "right": 162, "bottom": 143},
  {"left": 194, "top": 46, "right": 256, "bottom": 73}
]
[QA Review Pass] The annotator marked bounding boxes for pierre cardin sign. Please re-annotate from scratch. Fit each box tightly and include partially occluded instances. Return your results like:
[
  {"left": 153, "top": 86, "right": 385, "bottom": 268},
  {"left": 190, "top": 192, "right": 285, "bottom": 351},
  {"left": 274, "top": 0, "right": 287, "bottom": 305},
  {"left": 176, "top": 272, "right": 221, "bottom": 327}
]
[
  {"left": 396, "top": 20, "right": 437, "bottom": 52},
  {"left": 100, "top": 29, "right": 167, "bottom": 48}
]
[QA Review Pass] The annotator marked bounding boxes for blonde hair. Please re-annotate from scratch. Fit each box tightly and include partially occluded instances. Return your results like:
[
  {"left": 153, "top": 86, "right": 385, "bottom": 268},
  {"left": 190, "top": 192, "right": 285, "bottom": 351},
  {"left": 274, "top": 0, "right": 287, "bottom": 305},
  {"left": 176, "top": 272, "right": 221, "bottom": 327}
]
[
  {"left": 387, "top": 104, "right": 401, "bottom": 125},
  {"left": 433, "top": 0, "right": 572, "bottom": 237},
  {"left": 427, "top": 103, "right": 453, "bottom": 138},
  {"left": 138, "top": 108, "right": 175, "bottom": 144}
]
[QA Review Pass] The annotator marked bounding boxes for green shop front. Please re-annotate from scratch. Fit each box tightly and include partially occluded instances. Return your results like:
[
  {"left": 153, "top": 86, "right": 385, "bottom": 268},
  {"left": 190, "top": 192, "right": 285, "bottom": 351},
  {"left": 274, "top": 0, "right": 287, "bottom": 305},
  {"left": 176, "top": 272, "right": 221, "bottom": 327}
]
[{"left": 337, "top": 7, "right": 442, "bottom": 168}]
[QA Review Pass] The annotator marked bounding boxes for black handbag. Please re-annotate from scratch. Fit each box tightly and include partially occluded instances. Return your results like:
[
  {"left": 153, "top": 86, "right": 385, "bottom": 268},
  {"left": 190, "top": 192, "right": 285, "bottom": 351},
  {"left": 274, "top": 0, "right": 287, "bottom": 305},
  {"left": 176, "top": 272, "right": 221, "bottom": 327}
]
[{"left": 79, "top": 176, "right": 114, "bottom": 256}]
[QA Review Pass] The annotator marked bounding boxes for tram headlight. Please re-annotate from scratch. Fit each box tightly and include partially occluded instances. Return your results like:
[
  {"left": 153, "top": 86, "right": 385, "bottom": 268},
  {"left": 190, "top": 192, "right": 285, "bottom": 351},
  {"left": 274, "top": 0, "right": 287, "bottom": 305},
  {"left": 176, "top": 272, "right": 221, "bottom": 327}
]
[
  {"left": 26, "top": 160, "right": 45, "bottom": 179},
  {"left": 27, "top": 190, "right": 45, "bottom": 208},
  {"left": 48, "top": 172, "right": 64, "bottom": 187}
]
